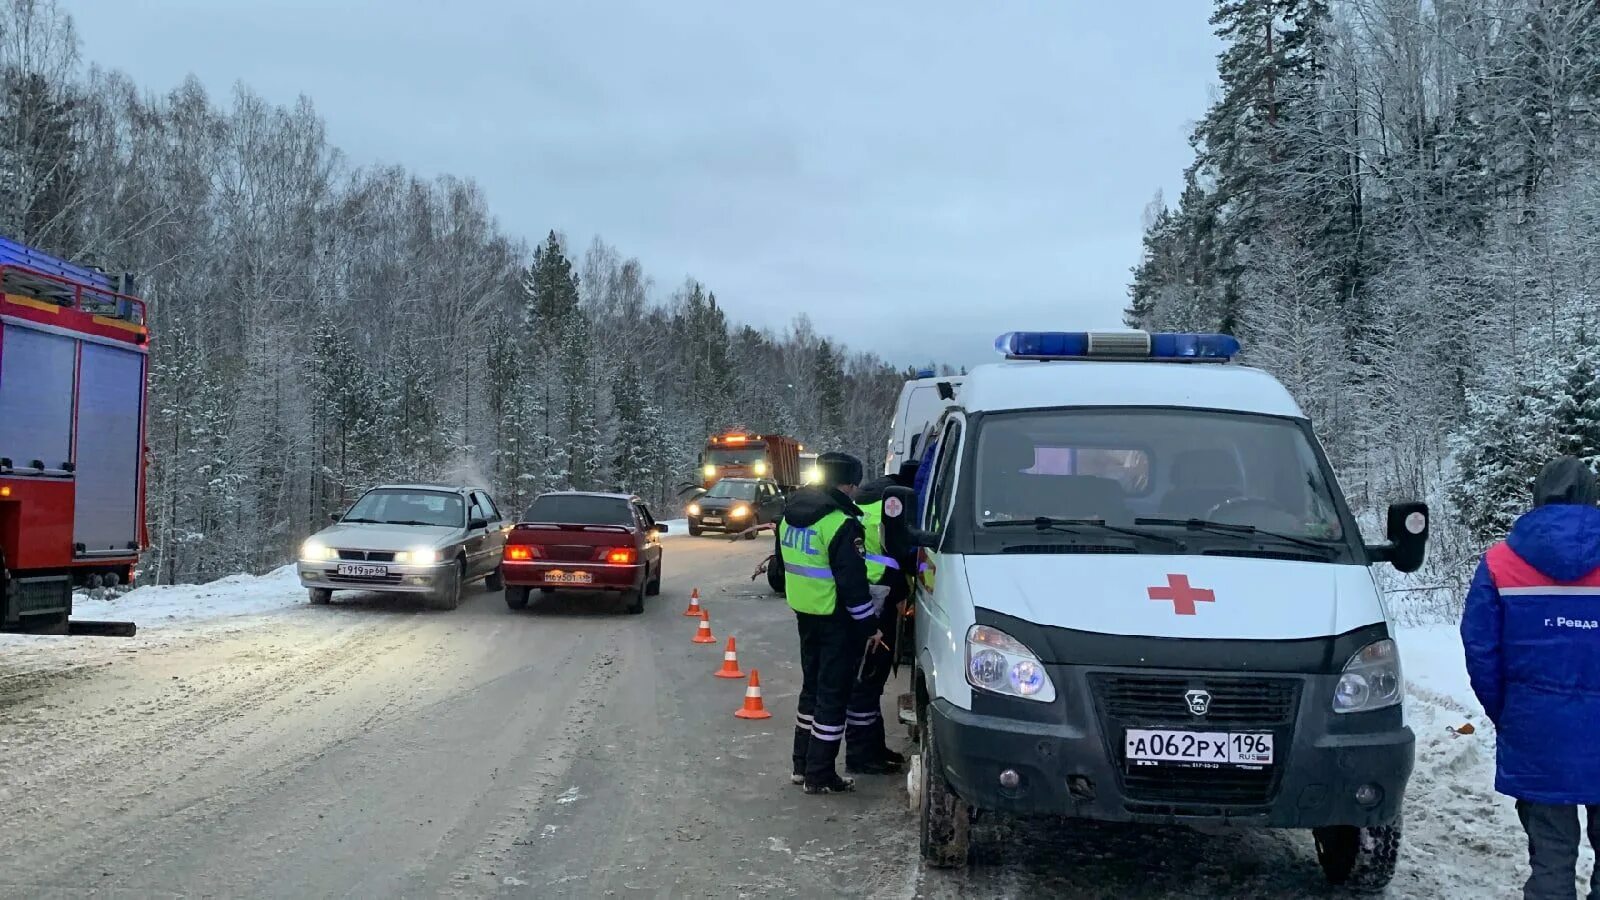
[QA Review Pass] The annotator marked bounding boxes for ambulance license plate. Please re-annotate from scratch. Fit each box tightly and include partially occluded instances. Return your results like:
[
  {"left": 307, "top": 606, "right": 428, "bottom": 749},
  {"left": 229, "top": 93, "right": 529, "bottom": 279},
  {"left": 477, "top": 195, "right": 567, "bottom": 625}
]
[
  {"left": 336, "top": 563, "right": 388, "bottom": 578},
  {"left": 544, "top": 570, "right": 592, "bottom": 584},
  {"left": 1124, "top": 729, "right": 1274, "bottom": 767}
]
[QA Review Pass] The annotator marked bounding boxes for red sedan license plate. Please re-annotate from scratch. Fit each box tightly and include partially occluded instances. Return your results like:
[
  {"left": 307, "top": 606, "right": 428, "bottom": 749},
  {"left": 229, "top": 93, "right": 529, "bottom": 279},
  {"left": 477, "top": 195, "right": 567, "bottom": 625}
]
[{"left": 544, "top": 570, "right": 593, "bottom": 584}]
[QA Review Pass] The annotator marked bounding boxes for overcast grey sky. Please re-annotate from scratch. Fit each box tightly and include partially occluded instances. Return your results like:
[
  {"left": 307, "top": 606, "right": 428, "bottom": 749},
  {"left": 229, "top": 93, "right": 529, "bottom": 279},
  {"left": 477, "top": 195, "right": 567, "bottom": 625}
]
[{"left": 71, "top": 1, "right": 1219, "bottom": 370}]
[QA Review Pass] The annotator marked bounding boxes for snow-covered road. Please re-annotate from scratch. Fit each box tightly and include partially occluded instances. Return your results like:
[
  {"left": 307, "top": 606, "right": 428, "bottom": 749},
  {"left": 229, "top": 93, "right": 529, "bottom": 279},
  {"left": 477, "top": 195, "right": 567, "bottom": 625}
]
[{"left": 0, "top": 546, "right": 1568, "bottom": 897}]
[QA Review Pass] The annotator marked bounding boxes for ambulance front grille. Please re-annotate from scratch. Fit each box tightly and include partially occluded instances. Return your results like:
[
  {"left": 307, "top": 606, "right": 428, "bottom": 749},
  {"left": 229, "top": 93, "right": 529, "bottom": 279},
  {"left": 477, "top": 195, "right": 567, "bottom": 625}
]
[{"left": 1092, "top": 674, "right": 1300, "bottom": 727}]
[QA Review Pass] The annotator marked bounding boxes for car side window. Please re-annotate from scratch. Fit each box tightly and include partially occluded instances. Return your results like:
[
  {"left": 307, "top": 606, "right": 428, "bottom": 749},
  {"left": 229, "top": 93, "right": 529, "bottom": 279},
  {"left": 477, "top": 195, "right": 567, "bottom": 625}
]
[
  {"left": 475, "top": 492, "right": 501, "bottom": 522},
  {"left": 468, "top": 494, "right": 490, "bottom": 525},
  {"left": 926, "top": 419, "right": 964, "bottom": 534}
]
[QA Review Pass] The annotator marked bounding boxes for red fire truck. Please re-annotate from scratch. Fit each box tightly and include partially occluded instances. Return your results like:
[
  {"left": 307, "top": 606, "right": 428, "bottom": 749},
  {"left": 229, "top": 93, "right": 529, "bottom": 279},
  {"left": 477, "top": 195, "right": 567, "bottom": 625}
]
[{"left": 0, "top": 235, "right": 148, "bottom": 634}]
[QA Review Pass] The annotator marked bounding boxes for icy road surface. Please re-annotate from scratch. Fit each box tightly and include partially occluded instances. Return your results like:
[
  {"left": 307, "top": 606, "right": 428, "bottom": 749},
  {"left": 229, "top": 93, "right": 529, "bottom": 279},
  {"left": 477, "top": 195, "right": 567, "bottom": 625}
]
[{"left": 0, "top": 535, "right": 1553, "bottom": 898}]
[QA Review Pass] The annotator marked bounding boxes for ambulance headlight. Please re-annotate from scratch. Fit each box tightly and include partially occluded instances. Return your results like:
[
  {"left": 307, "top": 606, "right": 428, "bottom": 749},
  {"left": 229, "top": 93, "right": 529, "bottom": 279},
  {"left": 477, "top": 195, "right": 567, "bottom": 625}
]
[
  {"left": 965, "top": 625, "right": 1056, "bottom": 702},
  {"left": 1333, "top": 639, "right": 1403, "bottom": 713}
]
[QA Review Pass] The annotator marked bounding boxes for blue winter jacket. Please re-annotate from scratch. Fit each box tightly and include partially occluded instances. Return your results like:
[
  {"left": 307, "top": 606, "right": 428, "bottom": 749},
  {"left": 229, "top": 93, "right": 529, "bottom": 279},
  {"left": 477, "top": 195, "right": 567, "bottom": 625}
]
[{"left": 1461, "top": 503, "right": 1600, "bottom": 804}]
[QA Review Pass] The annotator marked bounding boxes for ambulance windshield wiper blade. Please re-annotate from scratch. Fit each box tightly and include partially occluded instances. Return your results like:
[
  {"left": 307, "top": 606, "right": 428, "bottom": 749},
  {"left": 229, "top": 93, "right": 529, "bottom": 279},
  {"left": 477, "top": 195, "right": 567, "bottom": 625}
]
[
  {"left": 1133, "top": 517, "right": 1335, "bottom": 554},
  {"left": 985, "top": 517, "right": 1182, "bottom": 547}
]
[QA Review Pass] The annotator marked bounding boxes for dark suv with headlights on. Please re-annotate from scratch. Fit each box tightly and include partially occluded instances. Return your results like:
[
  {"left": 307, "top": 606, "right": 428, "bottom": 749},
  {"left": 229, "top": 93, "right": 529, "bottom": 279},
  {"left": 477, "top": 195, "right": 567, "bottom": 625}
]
[{"left": 686, "top": 478, "right": 783, "bottom": 537}]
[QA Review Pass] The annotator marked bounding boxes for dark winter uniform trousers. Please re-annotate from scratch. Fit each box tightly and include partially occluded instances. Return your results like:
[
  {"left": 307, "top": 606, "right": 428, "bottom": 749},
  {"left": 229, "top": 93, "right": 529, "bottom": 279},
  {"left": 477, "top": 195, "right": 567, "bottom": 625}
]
[
  {"left": 1516, "top": 801, "right": 1599, "bottom": 900},
  {"left": 793, "top": 612, "right": 864, "bottom": 781},
  {"left": 845, "top": 581, "right": 906, "bottom": 766}
]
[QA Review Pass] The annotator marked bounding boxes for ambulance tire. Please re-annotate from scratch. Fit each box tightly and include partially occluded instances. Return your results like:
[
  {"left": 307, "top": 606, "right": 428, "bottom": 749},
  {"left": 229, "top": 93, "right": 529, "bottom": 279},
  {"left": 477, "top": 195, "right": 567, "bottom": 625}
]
[
  {"left": 918, "top": 714, "right": 971, "bottom": 868},
  {"left": 505, "top": 586, "right": 529, "bottom": 610},
  {"left": 429, "top": 561, "right": 463, "bottom": 611},
  {"left": 1313, "top": 818, "right": 1401, "bottom": 893},
  {"left": 484, "top": 566, "right": 505, "bottom": 592},
  {"left": 309, "top": 588, "right": 332, "bottom": 606}
]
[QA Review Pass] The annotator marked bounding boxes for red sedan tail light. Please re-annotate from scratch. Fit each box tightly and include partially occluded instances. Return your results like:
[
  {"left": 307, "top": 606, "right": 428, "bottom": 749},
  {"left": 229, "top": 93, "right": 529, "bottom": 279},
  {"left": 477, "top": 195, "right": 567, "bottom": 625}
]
[
  {"left": 603, "top": 547, "right": 637, "bottom": 565},
  {"left": 505, "top": 545, "right": 539, "bottom": 561}
]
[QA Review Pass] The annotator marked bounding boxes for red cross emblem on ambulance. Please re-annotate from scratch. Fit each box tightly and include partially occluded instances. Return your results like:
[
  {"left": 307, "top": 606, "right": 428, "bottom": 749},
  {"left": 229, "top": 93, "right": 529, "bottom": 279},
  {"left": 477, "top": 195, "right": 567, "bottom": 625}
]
[{"left": 1147, "top": 574, "right": 1215, "bottom": 616}]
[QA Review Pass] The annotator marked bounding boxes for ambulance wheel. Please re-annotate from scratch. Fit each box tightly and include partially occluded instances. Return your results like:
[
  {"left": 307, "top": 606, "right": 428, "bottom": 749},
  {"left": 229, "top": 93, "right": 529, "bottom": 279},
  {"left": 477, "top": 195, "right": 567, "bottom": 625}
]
[
  {"left": 1313, "top": 818, "right": 1401, "bottom": 893},
  {"left": 309, "top": 588, "right": 332, "bottom": 605},
  {"left": 484, "top": 566, "right": 505, "bottom": 592},
  {"left": 429, "top": 561, "right": 463, "bottom": 611},
  {"left": 505, "top": 586, "right": 529, "bottom": 610},
  {"left": 918, "top": 715, "right": 971, "bottom": 867}
]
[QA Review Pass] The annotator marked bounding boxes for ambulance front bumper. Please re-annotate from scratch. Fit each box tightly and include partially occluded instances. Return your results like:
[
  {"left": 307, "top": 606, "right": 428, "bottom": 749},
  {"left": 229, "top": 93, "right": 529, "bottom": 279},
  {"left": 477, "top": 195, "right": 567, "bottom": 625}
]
[{"left": 926, "top": 667, "right": 1413, "bottom": 829}]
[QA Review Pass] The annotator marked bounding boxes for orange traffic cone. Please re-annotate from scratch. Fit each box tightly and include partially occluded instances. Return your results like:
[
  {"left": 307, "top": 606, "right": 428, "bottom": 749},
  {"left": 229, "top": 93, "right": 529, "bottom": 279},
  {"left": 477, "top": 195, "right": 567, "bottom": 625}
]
[
  {"left": 714, "top": 637, "right": 745, "bottom": 678},
  {"left": 734, "top": 670, "right": 773, "bottom": 719},
  {"left": 683, "top": 588, "right": 703, "bottom": 617},
  {"left": 692, "top": 609, "right": 716, "bottom": 644}
]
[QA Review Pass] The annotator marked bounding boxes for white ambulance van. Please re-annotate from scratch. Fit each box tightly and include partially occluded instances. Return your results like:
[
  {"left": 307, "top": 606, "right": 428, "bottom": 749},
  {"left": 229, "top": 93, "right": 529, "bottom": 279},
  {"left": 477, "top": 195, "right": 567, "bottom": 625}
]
[
  {"left": 885, "top": 369, "right": 965, "bottom": 477},
  {"left": 905, "top": 331, "right": 1427, "bottom": 891}
]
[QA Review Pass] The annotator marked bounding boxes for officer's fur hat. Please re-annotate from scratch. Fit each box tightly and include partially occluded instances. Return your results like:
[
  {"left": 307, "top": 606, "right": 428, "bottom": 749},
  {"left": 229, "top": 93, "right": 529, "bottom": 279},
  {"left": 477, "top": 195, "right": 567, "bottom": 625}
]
[{"left": 816, "top": 451, "right": 864, "bottom": 488}]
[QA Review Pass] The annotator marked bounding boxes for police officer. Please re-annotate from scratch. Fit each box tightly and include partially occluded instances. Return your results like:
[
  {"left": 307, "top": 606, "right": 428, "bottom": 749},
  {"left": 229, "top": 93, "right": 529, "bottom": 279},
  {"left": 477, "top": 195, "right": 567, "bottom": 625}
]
[
  {"left": 773, "top": 451, "right": 875, "bottom": 794},
  {"left": 843, "top": 475, "right": 911, "bottom": 775}
]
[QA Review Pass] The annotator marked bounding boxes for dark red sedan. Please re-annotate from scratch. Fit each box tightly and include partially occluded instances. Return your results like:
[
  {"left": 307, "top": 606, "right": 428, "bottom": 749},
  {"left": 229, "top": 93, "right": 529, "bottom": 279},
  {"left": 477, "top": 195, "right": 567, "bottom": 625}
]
[{"left": 501, "top": 492, "right": 666, "bottom": 615}]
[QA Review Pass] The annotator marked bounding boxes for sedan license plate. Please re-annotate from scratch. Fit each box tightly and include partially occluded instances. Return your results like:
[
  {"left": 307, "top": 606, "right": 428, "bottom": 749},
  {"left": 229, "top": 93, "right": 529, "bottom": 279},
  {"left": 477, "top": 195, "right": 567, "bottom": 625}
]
[
  {"left": 1125, "top": 729, "right": 1274, "bottom": 768},
  {"left": 544, "top": 570, "right": 593, "bottom": 584},
  {"left": 702, "top": 517, "right": 722, "bottom": 525},
  {"left": 336, "top": 563, "right": 388, "bottom": 578}
]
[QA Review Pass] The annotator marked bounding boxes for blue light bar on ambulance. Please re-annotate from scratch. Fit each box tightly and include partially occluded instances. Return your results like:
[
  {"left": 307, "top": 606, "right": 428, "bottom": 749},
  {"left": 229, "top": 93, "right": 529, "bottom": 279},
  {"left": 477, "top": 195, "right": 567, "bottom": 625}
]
[
  {"left": 915, "top": 368, "right": 935, "bottom": 378},
  {"left": 994, "top": 330, "right": 1240, "bottom": 362}
]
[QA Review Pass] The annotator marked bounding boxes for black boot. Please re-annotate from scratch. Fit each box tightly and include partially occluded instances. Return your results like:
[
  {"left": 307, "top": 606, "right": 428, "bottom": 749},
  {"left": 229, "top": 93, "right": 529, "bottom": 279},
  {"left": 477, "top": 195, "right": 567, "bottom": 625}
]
[
  {"left": 791, "top": 724, "right": 810, "bottom": 785},
  {"left": 803, "top": 773, "right": 857, "bottom": 794}
]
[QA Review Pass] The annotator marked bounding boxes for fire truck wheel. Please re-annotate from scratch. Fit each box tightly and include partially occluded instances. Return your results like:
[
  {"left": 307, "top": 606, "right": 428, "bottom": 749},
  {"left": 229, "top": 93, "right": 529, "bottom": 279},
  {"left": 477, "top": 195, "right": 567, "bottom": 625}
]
[
  {"left": 429, "top": 561, "right": 464, "bottom": 611},
  {"left": 484, "top": 566, "right": 505, "bottom": 592},
  {"left": 309, "top": 588, "right": 333, "bottom": 605}
]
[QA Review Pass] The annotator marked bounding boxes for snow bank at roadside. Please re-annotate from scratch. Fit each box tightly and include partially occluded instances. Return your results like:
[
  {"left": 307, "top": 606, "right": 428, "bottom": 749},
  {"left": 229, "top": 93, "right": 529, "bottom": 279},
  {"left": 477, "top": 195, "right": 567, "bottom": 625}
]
[{"left": 0, "top": 565, "right": 307, "bottom": 660}]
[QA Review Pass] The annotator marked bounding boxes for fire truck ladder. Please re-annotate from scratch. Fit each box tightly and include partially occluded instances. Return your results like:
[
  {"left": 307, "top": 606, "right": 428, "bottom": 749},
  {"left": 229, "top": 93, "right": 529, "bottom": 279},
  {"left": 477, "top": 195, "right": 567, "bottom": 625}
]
[{"left": 0, "top": 235, "right": 142, "bottom": 323}]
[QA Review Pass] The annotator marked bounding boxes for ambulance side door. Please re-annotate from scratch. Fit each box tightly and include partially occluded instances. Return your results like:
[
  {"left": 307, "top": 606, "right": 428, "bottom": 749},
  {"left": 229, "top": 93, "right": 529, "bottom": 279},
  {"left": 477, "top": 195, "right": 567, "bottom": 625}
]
[{"left": 916, "top": 413, "right": 970, "bottom": 708}]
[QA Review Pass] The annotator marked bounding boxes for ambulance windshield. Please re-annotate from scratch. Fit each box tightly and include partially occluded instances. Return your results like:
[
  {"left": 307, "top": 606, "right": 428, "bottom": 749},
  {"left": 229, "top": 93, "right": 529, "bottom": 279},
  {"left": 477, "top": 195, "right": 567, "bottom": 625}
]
[{"left": 974, "top": 409, "right": 1345, "bottom": 542}]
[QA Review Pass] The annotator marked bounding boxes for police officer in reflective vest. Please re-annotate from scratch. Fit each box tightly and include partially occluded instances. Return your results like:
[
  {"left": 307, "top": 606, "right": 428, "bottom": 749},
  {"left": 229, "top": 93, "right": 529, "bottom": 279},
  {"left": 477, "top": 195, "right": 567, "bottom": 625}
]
[
  {"left": 773, "top": 451, "right": 875, "bottom": 794},
  {"left": 843, "top": 476, "right": 911, "bottom": 775}
]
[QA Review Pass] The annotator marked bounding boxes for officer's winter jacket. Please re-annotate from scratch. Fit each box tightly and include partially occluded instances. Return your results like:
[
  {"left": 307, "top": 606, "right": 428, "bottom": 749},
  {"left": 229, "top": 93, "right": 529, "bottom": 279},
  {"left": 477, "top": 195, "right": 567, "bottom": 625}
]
[
  {"left": 1461, "top": 458, "right": 1600, "bottom": 804},
  {"left": 769, "top": 487, "right": 872, "bottom": 621}
]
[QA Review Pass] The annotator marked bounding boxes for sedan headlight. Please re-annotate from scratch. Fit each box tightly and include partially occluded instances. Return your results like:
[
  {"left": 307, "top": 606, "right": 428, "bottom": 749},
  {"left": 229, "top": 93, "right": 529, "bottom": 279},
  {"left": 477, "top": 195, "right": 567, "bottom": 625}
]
[
  {"left": 300, "top": 539, "right": 336, "bottom": 561},
  {"left": 396, "top": 547, "right": 441, "bottom": 565},
  {"left": 1333, "top": 639, "right": 1403, "bottom": 713},
  {"left": 730, "top": 504, "right": 751, "bottom": 518},
  {"left": 966, "top": 624, "right": 1056, "bottom": 702},
  {"left": 687, "top": 503, "right": 701, "bottom": 516}
]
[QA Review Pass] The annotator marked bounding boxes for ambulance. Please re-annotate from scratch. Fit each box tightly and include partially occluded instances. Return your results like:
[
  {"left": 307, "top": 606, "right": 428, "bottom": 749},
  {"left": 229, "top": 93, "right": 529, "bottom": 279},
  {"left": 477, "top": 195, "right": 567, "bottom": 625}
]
[
  {"left": 884, "top": 369, "right": 963, "bottom": 477},
  {"left": 903, "top": 331, "right": 1427, "bottom": 891}
]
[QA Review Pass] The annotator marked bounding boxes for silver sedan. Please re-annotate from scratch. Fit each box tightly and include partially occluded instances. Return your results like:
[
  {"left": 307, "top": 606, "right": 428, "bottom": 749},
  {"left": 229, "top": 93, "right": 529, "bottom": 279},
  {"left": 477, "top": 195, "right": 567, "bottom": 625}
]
[{"left": 297, "top": 484, "right": 509, "bottom": 610}]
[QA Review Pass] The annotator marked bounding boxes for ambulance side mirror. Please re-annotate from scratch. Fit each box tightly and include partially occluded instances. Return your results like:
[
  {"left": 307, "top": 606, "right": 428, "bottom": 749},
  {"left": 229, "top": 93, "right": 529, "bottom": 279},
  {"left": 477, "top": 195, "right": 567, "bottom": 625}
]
[{"left": 1367, "top": 501, "right": 1428, "bottom": 574}]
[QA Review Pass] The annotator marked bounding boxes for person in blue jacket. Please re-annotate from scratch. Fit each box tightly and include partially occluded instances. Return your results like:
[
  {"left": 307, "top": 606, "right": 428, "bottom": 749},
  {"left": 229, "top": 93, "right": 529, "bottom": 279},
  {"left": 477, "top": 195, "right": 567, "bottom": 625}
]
[{"left": 1461, "top": 455, "right": 1600, "bottom": 900}]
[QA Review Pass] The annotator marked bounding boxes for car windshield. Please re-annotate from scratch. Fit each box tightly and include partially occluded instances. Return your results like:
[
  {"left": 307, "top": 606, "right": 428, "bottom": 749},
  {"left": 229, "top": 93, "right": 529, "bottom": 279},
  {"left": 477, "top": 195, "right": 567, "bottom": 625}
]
[
  {"left": 974, "top": 409, "right": 1345, "bottom": 541},
  {"left": 704, "top": 447, "right": 767, "bottom": 466},
  {"left": 343, "top": 490, "right": 464, "bottom": 528},
  {"left": 705, "top": 480, "right": 760, "bottom": 500},
  {"left": 523, "top": 494, "right": 633, "bottom": 526}
]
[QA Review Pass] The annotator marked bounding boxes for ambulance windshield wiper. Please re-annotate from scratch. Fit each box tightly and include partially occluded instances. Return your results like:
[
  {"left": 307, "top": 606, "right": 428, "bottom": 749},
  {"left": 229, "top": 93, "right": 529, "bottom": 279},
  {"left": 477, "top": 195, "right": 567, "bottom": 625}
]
[
  {"left": 985, "top": 517, "right": 1183, "bottom": 547},
  {"left": 1133, "top": 517, "right": 1335, "bottom": 554}
]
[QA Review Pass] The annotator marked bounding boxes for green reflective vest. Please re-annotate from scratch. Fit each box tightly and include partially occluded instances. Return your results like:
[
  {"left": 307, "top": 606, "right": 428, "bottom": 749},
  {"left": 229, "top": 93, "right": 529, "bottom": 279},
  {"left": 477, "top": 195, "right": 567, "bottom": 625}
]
[
  {"left": 779, "top": 510, "right": 851, "bottom": 615},
  {"left": 860, "top": 500, "right": 887, "bottom": 582}
]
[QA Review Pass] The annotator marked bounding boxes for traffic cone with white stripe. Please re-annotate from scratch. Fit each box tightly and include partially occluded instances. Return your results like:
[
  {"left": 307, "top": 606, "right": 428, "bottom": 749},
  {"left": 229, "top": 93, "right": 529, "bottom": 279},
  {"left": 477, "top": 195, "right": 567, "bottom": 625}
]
[
  {"left": 714, "top": 637, "right": 745, "bottom": 678},
  {"left": 683, "top": 588, "right": 703, "bottom": 617},
  {"left": 734, "top": 670, "right": 772, "bottom": 720},
  {"left": 692, "top": 608, "right": 716, "bottom": 644}
]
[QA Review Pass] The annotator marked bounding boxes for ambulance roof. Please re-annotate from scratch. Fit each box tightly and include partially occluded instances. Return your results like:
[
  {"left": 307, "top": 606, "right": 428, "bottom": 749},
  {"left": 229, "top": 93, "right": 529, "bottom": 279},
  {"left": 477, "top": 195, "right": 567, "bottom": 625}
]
[{"left": 956, "top": 360, "right": 1305, "bottom": 419}]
